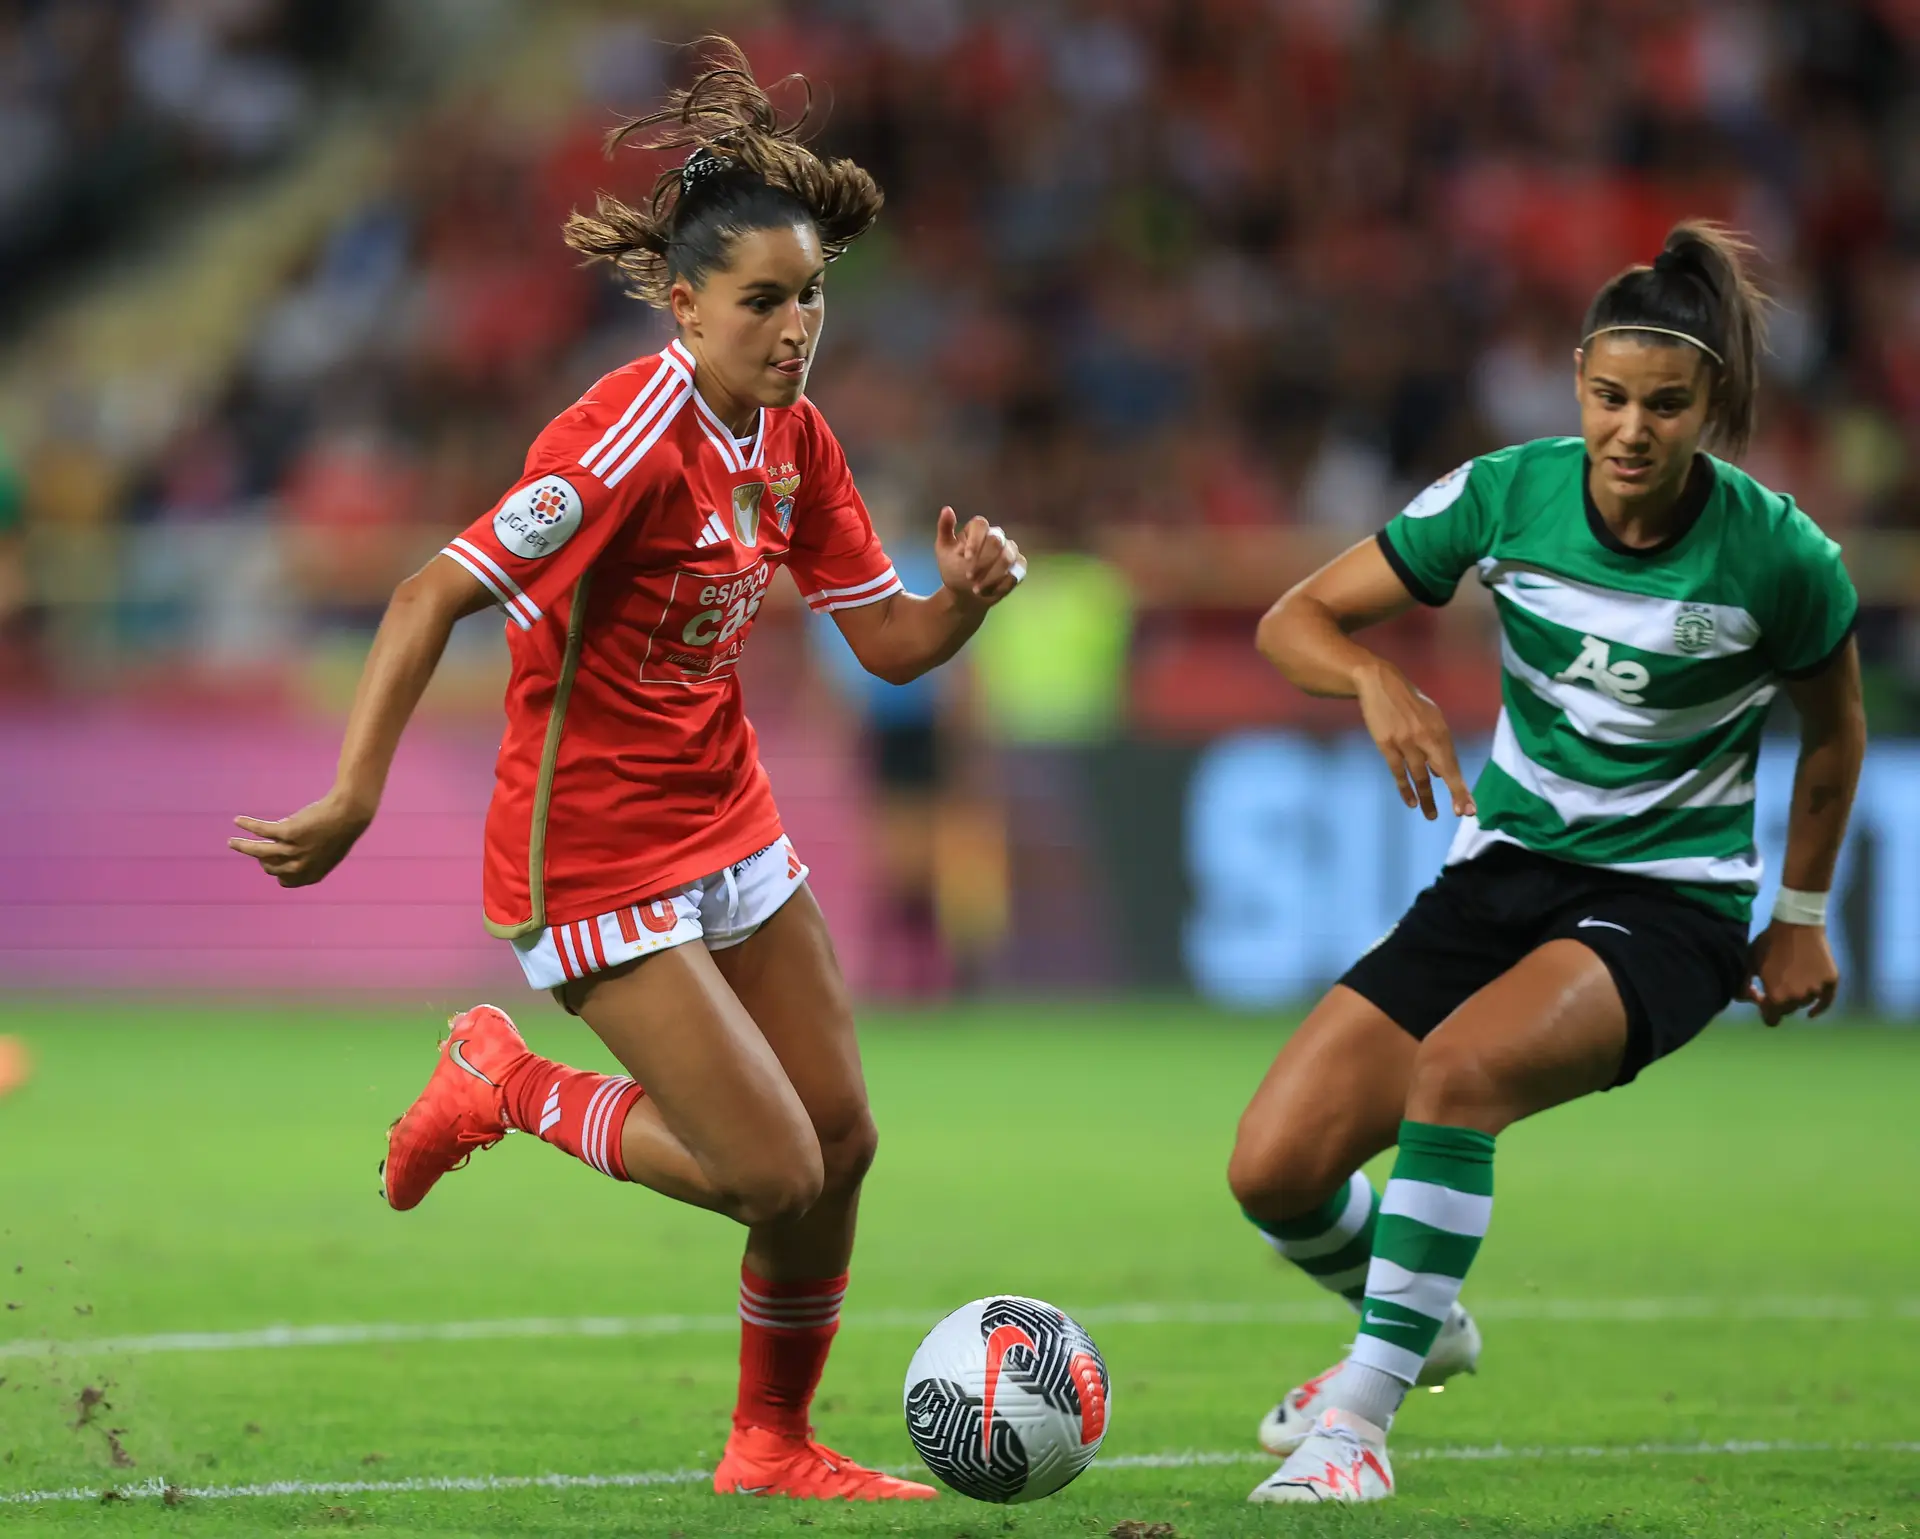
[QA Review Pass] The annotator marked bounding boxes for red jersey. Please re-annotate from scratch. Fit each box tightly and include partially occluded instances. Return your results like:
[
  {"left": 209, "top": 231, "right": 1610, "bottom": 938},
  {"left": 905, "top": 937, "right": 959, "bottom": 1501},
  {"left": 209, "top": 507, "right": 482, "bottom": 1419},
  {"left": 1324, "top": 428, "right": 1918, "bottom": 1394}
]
[{"left": 441, "top": 340, "right": 901, "bottom": 937}]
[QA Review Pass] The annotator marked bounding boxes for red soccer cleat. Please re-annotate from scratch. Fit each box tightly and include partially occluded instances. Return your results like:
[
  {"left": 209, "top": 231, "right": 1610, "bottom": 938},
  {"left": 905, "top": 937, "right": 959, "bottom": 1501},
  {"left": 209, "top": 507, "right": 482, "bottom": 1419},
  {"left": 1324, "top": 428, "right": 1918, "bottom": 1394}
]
[
  {"left": 713, "top": 1425, "right": 938, "bottom": 1501},
  {"left": 380, "top": 1005, "right": 530, "bottom": 1211}
]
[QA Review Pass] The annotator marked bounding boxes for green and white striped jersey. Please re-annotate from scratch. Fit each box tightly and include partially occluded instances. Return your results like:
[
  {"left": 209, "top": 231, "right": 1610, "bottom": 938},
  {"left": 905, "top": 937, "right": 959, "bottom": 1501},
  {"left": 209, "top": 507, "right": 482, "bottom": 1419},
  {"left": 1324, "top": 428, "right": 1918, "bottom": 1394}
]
[{"left": 1379, "top": 436, "right": 1857, "bottom": 922}]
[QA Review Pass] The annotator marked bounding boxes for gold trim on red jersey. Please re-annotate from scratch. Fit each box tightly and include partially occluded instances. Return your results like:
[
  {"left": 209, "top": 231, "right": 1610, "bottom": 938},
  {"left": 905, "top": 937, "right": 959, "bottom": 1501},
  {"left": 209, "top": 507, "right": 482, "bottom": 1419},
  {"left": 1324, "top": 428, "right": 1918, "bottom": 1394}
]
[{"left": 484, "top": 571, "right": 594, "bottom": 940}]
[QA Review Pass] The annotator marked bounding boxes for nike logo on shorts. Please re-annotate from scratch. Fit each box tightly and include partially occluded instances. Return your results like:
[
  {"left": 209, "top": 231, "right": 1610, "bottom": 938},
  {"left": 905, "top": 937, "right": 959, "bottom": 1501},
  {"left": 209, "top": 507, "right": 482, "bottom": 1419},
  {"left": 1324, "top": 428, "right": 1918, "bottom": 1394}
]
[{"left": 1577, "top": 917, "right": 1632, "bottom": 935}]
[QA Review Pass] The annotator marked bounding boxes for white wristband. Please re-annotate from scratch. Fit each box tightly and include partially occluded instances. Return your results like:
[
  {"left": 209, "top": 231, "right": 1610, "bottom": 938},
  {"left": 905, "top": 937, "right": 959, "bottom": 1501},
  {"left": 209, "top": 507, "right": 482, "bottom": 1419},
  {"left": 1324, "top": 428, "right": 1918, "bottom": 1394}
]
[{"left": 1772, "top": 887, "right": 1829, "bottom": 927}]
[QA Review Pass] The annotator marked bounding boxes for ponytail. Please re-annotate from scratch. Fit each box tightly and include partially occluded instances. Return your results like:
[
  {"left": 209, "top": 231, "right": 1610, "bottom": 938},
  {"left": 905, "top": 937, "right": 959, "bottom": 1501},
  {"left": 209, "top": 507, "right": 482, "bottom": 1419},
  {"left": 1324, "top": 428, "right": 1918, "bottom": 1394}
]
[
  {"left": 562, "top": 35, "right": 883, "bottom": 308},
  {"left": 1580, "top": 221, "right": 1771, "bottom": 456}
]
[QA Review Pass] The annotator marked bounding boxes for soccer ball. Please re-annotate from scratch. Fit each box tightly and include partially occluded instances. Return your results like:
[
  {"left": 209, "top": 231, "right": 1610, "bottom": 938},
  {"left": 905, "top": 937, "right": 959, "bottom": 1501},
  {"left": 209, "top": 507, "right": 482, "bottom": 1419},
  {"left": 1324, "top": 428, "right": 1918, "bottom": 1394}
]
[{"left": 902, "top": 1295, "right": 1111, "bottom": 1503}]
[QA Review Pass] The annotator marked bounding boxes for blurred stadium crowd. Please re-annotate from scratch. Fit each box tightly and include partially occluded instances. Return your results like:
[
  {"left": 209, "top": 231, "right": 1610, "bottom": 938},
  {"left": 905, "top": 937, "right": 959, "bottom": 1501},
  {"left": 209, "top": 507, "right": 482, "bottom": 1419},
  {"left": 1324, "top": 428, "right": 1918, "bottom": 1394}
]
[
  {"left": 3, "top": 0, "right": 1919, "bottom": 734},
  {"left": 0, "top": 0, "right": 374, "bottom": 326}
]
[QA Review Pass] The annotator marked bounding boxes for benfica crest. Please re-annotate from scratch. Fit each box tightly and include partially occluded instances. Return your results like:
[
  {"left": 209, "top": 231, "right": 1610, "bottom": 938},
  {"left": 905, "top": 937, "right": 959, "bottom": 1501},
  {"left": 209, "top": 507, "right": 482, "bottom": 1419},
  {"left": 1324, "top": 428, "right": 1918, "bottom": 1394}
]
[
  {"left": 732, "top": 481, "right": 766, "bottom": 546},
  {"left": 770, "top": 473, "right": 801, "bottom": 534}
]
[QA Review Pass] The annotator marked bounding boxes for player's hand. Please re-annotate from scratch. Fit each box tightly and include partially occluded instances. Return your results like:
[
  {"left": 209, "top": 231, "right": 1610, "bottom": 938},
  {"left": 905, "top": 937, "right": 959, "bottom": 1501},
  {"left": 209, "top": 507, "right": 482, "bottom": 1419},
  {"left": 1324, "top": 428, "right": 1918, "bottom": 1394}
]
[
  {"left": 1743, "top": 921, "right": 1838, "bottom": 1026},
  {"left": 1354, "top": 660, "right": 1476, "bottom": 821},
  {"left": 227, "top": 791, "right": 374, "bottom": 888},
  {"left": 936, "top": 506, "right": 1026, "bottom": 609}
]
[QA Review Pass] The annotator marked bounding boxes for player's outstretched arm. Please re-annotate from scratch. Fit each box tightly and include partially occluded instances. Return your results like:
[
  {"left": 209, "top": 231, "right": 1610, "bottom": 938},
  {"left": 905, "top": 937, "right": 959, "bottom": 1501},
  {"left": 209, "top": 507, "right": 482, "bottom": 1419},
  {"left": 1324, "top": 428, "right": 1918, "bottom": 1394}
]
[
  {"left": 1257, "top": 536, "right": 1475, "bottom": 822},
  {"left": 831, "top": 506, "right": 1024, "bottom": 685},
  {"left": 228, "top": 556, "right": 495, "bottom": 887},
  {"left": 1745, "top": 638, "right": 1866, "bottom": 1025}
]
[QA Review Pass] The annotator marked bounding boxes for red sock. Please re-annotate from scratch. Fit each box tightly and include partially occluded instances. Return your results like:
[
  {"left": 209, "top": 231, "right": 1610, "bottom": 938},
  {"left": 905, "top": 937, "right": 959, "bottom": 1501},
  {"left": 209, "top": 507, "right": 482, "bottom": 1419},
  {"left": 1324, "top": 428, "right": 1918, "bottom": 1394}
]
[
  {"left": 734, "top": 1266, "right": 847, "bottom": 1437},
  {"left": 501, "top": 1055, "right": 643, "bottom": 1181}
]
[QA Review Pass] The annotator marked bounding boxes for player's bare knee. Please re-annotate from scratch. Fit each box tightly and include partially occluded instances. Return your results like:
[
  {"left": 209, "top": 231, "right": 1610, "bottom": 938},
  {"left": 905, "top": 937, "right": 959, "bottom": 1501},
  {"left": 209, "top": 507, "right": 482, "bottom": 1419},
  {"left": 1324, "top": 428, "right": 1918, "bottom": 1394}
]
[
  {"left": 722, "top": 1135, "right": 827, "bottom": 1226},
  {"left": 728, "top": 1162, "right": 825, "bottom": 1227},
  {"left": 815, "top": 1109, "right": 878, "bottom": 1197},
  {"left": 1227, "top": 1129, "right": 1344, "bottom": 1221},
  {"left": 1405, "top": 1034, "right": 1503, "bottom": 1128}
]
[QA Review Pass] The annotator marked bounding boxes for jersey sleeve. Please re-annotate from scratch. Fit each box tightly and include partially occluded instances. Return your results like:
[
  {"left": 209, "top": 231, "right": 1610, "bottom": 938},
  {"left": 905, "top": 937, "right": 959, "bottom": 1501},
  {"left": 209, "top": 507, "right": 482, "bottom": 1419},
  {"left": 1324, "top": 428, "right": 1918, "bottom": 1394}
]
[
  {"left": 1377, "top": 458, "right": 1499, "bottom": 606},
  {"left": 785, "top": 411, "right": 904, "bottom": 615},
  {"left": 439, "top": 358, "right": 689, "bottom": 628},
  {"left": 1761, "top": 501, "right": 1859, "bottom": 678}
]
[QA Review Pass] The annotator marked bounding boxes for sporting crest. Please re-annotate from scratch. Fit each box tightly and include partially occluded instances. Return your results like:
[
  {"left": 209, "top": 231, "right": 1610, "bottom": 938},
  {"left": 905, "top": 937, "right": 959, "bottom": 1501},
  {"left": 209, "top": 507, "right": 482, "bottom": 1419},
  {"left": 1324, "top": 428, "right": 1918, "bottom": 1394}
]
[
  {"left": 770, "top": 472, "right": 801, "bottom": 535},
  {"left": 731, "top": 481, "right": 766, "bottom": 546},
  {"left": 1673, "top": 603, "right": 1716, "bottom": 655}
]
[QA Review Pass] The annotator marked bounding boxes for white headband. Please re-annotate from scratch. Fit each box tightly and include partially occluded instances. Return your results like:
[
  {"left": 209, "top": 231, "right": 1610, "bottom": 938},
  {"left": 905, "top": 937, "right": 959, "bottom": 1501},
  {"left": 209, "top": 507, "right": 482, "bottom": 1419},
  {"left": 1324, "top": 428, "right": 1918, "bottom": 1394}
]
[{"left": 1581, "top": 324, "right": 1724, "bottom": 366}]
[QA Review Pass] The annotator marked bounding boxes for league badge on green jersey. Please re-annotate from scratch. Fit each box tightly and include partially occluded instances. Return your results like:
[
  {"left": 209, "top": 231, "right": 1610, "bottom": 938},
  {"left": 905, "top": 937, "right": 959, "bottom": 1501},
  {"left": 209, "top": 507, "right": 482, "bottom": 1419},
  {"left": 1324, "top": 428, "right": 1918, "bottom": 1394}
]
[
  {"left": 1403, "top": 461, "right": 1472, "bottom": 519},
  {"left": 1673, "top": 603, "right": 1716, "bottom": 655}
]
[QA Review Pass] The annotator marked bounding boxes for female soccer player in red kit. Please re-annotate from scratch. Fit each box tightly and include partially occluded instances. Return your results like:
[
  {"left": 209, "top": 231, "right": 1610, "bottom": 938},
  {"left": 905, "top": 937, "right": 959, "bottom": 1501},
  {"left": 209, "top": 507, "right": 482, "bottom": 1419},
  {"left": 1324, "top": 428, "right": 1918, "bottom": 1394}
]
[{"left": 228, "top": 40, "right": 1024, "bottom": 1502}]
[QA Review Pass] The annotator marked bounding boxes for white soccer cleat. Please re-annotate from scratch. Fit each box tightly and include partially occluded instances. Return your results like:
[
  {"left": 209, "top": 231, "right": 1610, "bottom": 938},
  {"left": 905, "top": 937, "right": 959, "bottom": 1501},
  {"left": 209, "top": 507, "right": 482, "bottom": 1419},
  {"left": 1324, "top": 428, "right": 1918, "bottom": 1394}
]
[
  {"left": 1257, "top": 1301, "right": 1480, "bottom": 1456},
  {"left": 1419, "top": 1299, "right": 1482, "bottom": 1385},
  {"left": 1248, "top": 1407, "right": 1394, "bottom": 1504}
]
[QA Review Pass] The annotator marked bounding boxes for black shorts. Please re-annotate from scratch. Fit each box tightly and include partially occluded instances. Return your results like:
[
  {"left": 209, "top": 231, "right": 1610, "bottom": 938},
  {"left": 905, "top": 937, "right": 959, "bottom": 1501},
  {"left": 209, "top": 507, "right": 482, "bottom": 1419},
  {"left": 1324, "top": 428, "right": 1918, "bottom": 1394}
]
[{"left": 1339, "top": 843, "right": 1751, "bottom": 1088}]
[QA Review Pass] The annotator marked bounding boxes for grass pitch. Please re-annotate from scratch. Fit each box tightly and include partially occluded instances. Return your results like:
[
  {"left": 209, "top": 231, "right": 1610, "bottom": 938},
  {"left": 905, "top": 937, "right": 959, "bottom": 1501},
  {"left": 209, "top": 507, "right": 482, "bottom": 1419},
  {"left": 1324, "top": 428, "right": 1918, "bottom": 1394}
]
[{"left": 0, "top": 1000, "right": 1915, "bottom": 1537}]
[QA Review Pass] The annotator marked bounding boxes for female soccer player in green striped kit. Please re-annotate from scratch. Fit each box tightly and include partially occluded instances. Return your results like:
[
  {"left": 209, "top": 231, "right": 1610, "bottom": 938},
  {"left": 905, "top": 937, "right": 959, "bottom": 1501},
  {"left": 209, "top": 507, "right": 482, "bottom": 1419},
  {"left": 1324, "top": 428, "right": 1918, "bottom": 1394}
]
[{"left": 1227, "top": 222, "right": 1865, "bottom": 1504}]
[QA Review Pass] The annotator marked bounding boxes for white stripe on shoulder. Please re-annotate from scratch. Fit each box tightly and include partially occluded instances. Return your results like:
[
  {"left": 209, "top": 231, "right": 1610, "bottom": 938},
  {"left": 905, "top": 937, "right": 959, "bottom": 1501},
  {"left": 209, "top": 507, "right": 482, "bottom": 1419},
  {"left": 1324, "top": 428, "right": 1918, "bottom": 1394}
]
[
  {"left": 806, "top": 569, "right": 904, "bottom": 614},
  {"left": 579, "top": 358, "right": 676, "bottom": 474},
  {"left": 584, "top": 356, "right": 691, "bottom": 482},
  {"left": 1480, "top": 561, "right": 1760, "bottom": 660},
  {"left": 603, "top": 379, "right": 693, "bottom": 489},
  {"left": 442, "top": 542, "right": 537, "bottom": 629}
]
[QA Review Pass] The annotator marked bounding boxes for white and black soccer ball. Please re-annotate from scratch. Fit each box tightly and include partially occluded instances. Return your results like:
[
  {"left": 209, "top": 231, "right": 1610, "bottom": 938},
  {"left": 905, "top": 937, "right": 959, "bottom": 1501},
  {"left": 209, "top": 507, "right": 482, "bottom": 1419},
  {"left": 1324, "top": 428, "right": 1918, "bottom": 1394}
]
[{"left": 903, "top": 1296, "right": 1111, "bottom": 1503}]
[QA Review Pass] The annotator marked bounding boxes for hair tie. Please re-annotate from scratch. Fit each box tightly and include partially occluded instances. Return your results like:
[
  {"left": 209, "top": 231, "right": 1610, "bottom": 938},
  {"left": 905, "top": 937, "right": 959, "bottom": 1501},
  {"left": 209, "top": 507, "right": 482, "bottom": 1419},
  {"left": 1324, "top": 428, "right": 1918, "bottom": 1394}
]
[
  {"left": 680, "top": 146, "right": 731, "bottom": 195},
  {"left": 1652, "top": 248, "right": 1687, "bottom": 276}
]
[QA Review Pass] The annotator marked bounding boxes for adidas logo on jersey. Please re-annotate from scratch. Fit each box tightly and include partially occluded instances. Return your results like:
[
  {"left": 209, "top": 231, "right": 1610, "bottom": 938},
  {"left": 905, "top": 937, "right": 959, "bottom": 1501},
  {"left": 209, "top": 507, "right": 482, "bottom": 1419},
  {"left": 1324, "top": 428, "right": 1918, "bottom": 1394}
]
[{"left": 694, "top": 511, "right": 730, "bottom": 549}]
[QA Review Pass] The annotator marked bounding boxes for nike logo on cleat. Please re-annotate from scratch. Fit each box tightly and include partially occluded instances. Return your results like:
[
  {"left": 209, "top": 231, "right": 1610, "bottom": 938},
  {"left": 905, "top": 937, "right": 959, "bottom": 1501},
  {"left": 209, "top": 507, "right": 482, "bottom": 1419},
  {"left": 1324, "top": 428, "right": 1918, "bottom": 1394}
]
[
  {"left": 1577, "top": 917, "right": 1632, "bottom": 935},
  {"left": 733, "top": 1483, "right": 774, "bottom": 1495},
  {"left": 448, "top": 1039, "right": 498, "bottom": 1086}
]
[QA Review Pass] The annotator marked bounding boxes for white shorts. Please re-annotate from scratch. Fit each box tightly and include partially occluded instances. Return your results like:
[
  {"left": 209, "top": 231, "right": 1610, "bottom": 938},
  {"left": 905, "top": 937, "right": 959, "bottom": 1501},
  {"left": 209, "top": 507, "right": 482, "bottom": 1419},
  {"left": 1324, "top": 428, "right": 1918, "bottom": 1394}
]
[{"left": 510, "top": 836, "right": 809, "bottom": 992}]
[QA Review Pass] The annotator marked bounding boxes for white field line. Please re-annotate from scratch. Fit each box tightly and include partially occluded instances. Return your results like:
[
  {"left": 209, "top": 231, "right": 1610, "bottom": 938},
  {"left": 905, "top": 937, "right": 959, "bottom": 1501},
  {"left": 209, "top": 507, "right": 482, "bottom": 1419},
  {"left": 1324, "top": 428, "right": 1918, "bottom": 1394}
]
[
  {"left": 6, "top": 1441, "right": 1919, "bottom": 1506},
  {"left": 3, "top": 1296, "right": 1915, "bottom": 1362}
]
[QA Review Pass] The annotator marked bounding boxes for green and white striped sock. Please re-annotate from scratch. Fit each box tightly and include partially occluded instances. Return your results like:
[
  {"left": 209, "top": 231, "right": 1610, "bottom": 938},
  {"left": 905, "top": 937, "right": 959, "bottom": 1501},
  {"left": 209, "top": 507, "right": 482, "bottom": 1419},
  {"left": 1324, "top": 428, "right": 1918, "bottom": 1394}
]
[
  {"left": 1341, "top": 1121, "right": 1495, "bottom": 1421},
  {"left": 1245, "top": 1169, "right": 1380, "bottom": 1307}
]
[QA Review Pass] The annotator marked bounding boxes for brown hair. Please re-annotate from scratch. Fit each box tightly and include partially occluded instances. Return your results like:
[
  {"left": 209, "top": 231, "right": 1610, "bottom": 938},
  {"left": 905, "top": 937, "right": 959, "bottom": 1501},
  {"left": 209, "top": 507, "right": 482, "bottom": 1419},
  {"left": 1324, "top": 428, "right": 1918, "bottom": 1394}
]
[
  {"left": 561, "top": 35, "right": 883, "bottom": 308},
  {"left": 1580, "top": 221, "right": 1772, "bottom": 456}
]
